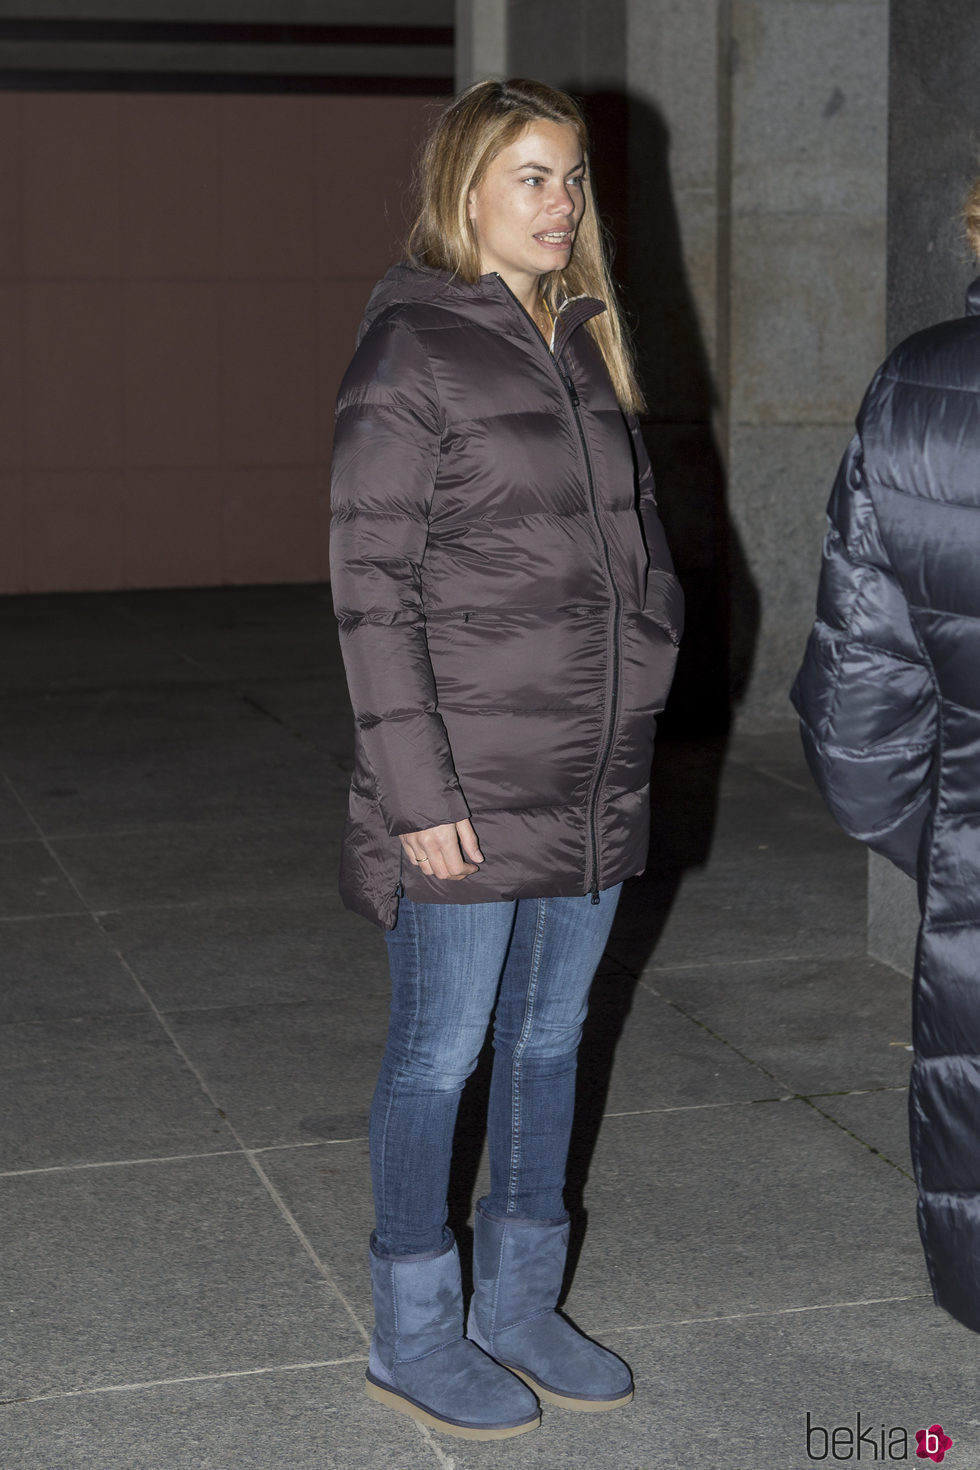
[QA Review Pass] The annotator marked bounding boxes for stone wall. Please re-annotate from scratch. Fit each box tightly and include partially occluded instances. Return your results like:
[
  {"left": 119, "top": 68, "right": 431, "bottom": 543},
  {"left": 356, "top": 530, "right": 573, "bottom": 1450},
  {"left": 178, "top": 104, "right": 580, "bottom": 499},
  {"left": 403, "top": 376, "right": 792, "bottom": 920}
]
[{"left": 724, "top": 0, "right": 888, "bottom": 728}]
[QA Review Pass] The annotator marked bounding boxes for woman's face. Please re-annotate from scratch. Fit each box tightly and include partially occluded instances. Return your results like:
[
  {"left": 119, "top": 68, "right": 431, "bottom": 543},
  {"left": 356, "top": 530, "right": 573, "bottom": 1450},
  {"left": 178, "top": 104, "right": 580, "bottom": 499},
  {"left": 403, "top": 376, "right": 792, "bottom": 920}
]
[{"left": 466, "top": 121, "right": 586, "bottom": 300}]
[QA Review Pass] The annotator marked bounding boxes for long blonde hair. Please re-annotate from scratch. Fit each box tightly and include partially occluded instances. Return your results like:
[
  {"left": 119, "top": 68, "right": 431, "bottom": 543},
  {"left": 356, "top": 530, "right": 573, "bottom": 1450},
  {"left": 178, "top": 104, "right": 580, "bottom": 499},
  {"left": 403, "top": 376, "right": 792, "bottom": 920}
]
[
  {"left": 407, "top": 78, "right": 645, "bottom": 414},
  {"left": 964, "top": 175, "right": 980, "bottom": 262}
]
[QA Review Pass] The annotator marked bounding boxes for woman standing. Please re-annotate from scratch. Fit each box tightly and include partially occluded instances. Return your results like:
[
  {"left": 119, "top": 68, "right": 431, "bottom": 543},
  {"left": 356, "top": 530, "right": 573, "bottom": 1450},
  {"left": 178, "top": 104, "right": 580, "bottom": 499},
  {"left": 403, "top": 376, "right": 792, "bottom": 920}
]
[
  {"left": 792, "top": 180, "right": 980, "bottom": 1337},
  {"left": 330, "top": 78, "right": 682, "bottom": 1440}
]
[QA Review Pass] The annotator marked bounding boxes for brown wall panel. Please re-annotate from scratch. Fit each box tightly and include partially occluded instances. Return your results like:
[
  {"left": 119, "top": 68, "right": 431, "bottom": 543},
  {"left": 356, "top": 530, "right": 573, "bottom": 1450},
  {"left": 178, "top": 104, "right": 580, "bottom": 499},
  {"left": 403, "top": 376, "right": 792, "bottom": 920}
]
[{"left": 0, "top": 89, "right": 440, "bottom": 593}]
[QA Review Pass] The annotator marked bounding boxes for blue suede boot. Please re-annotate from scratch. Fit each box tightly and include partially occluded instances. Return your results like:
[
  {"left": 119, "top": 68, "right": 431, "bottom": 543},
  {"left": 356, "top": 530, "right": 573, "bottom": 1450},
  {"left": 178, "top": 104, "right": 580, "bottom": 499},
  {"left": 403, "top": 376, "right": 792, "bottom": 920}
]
[
  {"left": 466, "top": 1199, "right": 634, "bottom": 1411},
  {"left": 365, "top": 1230, "right": 540, "bottom": 1440}
]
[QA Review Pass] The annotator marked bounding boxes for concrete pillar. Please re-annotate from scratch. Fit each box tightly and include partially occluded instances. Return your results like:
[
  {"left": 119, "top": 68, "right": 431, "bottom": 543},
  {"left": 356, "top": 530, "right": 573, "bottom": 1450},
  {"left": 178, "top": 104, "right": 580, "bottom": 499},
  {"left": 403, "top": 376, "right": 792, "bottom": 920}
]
[
  {"left": 724, "top": 0, "right": 889, "bottom": 728},
  {"left": 623, "top": 0, "right": 735, "bottom": 731},
  {"left": 867, "top": 0, "right": 980, "bottom": 976},
  {"left": 455, "top": 0, "right": 506, "bottom": 90},
  {"left": 507, "top": 0, "right": 625, "bottom": 88}
]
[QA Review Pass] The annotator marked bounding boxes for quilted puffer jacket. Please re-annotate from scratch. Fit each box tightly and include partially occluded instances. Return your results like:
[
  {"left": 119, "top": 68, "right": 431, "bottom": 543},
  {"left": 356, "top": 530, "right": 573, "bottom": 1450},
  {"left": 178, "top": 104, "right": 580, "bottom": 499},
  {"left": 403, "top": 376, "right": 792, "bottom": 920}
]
[
  {"left": 330, "top": 265, "right": 683, "bottom": 930},
  {"left": 792, "top": 279, "right": 980, "bottom": 1333}
]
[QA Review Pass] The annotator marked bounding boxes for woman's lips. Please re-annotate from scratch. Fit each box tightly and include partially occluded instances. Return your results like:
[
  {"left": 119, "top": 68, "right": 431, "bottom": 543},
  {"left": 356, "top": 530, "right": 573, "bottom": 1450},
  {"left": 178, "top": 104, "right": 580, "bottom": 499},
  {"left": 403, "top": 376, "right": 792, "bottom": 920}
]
[{"left": 533, "top": 230, "right": 573, "bottom": 250}]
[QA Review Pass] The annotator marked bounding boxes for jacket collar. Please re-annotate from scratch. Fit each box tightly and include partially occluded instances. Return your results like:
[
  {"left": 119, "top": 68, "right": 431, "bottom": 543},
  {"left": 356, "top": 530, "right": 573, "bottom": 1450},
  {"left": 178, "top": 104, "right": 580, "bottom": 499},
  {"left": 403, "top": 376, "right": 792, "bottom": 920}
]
[
  {"left": 551, "top": 293, "right": 607, "bottom": 359},
  {"left": 482, "top": 274, "right": 606, "bottom": 358},
  {"left": 362, "top": 264, "right": 606, "bottom": 358}
]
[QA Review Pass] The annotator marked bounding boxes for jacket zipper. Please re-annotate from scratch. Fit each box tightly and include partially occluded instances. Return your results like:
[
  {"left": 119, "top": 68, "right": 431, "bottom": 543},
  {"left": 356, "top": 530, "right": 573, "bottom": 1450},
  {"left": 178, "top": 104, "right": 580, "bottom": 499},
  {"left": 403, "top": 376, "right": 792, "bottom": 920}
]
[{"left": 494, "top": 275, "right": 622, "bottom": 902}]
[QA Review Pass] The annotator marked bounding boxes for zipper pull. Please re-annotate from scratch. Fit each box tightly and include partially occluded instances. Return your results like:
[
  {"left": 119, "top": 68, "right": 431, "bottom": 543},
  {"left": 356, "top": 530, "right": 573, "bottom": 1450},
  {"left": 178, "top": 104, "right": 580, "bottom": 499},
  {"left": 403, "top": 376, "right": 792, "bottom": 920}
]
[
  {"left": 590, "top": 880, "right": 600, "bottom": 905},
  {"left": 561, "top": 371, "right": 579, "bottom": 407}
]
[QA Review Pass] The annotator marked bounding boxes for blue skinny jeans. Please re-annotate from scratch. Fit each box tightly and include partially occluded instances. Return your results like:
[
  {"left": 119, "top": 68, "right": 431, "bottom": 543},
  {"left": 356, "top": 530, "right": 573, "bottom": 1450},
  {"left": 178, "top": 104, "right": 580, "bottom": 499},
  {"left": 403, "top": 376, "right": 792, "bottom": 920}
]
[{"left": 370, "top": 885, "right": 621, "bottom": 1256}]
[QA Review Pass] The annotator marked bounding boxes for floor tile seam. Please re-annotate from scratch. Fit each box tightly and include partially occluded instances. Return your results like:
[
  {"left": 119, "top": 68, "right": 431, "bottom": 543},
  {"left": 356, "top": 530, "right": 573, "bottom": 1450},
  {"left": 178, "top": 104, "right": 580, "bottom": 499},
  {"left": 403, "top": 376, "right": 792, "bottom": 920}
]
[
  {"left": 602, "top": 1085, "right": 908, "bottom": 1123},
  {"left": 632, "top": 976, "right": 909, "bottom": 1125},
  {"left": 806, "top": 1084, "right": 908, "bottom": 1098},
  {"left": 641, "top": 948, "right": 868, "bottom": 975},
  {"left": 236, "top": 687, "right": 330, "bottom": 754},
  {"left": 0, "top": 892, "right": 347, "bottom": 922},
  {"left": 602, "top": 1097, "right": 794, "bottom": 1119},
  {"left": 64, "top": 908, "right": 374, "bottom": 1344},
  {"left": 1, "top": 771, "right": 45, "bottom": 840},
  {"left": 751, "top": 764, "right": 816, "bottom": 795},
  {"left": 71, "top": 605, "right": 292, "bottom": 698},
  {"left": 609, "top": 1291, "right": 933, "bottom": 1334},
  {"left": 157, "top": 995, "right": 390, "bottom": 1018},
  {"left": 0, "top": 1146, "right": 248, "bottom": 1180},
  {"left": 0, "top": 1355, "right": 371, "bottom": 1409},
  {"left": 724, "top": 738, "right": 803, "bottom": 766},
  {"left": 635, "top": 975, "right": 798, "bottom": 1094},
  {"left": 0, "top": 909, "right": 89, "bottom": 922},
  {"left": 95, "top": 895, "right": 352, "bottom": 919},
  {"left": 37, "top": 815, "right": 333, "bottom": 843},
  {"left": 104, "top": 600, "right": 225, "bottom": 676},
  {"left": 625, "top": 988, "right": 916, "bottom": 1174},
  {"left": 244, "top": 1150, "right": 371, "bottom": 1347},
  {"left": 249, "top": 1136, "right": 369, "bottom": 1155},
  {"left": 31, "top": 881, "right": 264, "bottom": 1170},
  {"left": 0, "top": 787, "right": 332, "bottom": 847},
  {"left": 1, "top": 1005, "right": 153, "bottom": 1031},
  {"left": 3, "top": 878, "right": 372, "bottom": 1350},
  {"left": 0, "top": 1000, "right": 384, "bottom": 1028},
  {"left": 801, "top": 1093, "right": 915, "bottom": 1181}
]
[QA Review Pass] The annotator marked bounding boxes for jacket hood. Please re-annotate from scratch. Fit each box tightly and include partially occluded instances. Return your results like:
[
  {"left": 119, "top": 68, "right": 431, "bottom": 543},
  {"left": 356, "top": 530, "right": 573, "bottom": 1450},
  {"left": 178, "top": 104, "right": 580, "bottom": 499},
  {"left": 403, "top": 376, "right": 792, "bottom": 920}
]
[
  {"left": 358, "top": 263, "right": 606, "bottom": 357},
  {"left": 359, "top": 263, "right": 486, "bottom": 334}
]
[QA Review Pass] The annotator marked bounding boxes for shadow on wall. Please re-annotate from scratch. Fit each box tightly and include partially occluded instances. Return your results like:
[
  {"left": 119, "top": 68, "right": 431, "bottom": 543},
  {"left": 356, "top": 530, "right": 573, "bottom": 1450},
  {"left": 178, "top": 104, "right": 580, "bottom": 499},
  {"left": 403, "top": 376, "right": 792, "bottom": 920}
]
[
  {"left": 586, "top": 88, "right": 760, "bottom": 735},
  {"left": 568, "top": 90, "right": 759, "bottom": 1260},
  {"left": 446, "top": 89, "right": 761, "bottom": 1269}
]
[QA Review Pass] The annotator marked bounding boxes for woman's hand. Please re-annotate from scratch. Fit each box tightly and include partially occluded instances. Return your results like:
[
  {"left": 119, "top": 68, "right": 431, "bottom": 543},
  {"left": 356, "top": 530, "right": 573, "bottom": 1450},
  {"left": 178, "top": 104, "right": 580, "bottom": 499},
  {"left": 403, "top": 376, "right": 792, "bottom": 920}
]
[{"left": 400, "top": 820, "right": 484, "bottom": 881}]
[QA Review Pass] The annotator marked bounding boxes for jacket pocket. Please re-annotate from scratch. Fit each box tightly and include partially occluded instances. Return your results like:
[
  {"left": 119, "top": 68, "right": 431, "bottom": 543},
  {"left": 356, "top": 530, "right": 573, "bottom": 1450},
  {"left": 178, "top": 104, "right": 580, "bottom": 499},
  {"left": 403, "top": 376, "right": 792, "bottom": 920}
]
[
  {"left": 641, "top": 568, "right": 685, "bottom": 646},
  {"left": 619, "top": 604, "right": 682, "bottom": 715}
]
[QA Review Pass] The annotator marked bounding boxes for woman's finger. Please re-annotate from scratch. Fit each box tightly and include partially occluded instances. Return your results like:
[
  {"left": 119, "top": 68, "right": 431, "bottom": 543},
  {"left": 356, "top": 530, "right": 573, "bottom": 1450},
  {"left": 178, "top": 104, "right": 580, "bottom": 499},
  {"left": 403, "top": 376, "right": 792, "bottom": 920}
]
[
  {"left": 400, "top": 824, "right": 479, "bottom": 880},
  {"left": 456, "top": 819, "right": 485, "bottom": 864}
]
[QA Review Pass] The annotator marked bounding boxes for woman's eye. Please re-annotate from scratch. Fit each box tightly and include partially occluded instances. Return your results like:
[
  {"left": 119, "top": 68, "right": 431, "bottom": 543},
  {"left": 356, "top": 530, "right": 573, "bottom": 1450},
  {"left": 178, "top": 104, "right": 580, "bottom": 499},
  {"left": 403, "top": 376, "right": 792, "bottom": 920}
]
[
  {"left": 570, "top": 176, "right": 585, "bottom": 189},
  {"left": 522, "top": 176, "right": 543, "bottom": 186}
]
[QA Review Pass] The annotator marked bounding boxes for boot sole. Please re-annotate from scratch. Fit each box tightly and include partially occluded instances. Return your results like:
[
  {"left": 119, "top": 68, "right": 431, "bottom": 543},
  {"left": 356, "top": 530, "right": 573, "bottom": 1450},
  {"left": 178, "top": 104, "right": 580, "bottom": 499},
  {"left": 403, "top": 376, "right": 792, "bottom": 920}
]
[
  {"left": 509, "top": 1367, "right": 634, "bottom": 1413},
  {"left": 364, "top": 1375, "right": 541, "bottom": 1440}
]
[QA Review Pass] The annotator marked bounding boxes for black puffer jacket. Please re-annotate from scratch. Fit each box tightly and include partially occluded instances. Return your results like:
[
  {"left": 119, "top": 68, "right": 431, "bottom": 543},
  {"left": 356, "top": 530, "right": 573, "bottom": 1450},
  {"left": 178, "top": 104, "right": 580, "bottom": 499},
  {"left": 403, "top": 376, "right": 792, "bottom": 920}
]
[
  {"left": 792, "top": 280, "right": 980, "bottom": 1332},
  {"left": 330, "top": 265, "right": 683, "bottom": 929}
]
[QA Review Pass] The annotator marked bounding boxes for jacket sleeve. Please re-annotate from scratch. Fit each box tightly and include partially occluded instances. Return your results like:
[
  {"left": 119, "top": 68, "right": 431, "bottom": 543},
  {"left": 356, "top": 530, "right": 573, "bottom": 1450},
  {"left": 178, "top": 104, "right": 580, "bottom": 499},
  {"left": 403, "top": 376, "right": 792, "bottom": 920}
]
[
  {"left": 329, "top": 318, "right": 470, "bottom": 836},
  {"left": 626, "top": 413, "right": 685, "bottom": 643},
  {"left": 790, "top": 431, "right": 937, "bottom": 877}
]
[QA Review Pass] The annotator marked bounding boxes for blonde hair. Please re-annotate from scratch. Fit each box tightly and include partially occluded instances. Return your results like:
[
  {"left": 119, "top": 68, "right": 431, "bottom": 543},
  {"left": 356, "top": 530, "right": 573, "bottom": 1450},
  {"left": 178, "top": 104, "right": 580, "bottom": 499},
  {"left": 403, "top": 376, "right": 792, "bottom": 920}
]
[
  {"left": 407, "top": 78, "right": 645, "bottom": 414},
  {"left": 964, "top": 176, "right": 980, "bottom": 263}
]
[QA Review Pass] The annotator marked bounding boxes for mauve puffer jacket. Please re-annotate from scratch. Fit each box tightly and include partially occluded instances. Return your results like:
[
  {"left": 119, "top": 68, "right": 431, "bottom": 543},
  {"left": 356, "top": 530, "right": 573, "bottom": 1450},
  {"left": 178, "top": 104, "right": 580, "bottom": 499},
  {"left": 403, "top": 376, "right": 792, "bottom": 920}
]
[
  {"left": 330, "top": 265, "right": 683, "bottom": 930},
  {"left": 792, "top": 279, "right": 980, "bottom": 1333}
]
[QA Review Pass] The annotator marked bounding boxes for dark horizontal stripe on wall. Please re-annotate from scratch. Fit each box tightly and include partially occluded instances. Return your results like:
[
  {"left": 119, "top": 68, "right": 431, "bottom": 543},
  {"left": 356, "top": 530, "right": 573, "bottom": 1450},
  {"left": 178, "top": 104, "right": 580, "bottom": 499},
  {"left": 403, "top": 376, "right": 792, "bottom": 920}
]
[
  {"left": 0, "top": 69, "right": 454, "bottom": 96},
  {"left": 0, "top": 21, "right": 454, "bottom": 48},
  {"left": 0, "top": 17, "right": 453, "bottom": 92}
]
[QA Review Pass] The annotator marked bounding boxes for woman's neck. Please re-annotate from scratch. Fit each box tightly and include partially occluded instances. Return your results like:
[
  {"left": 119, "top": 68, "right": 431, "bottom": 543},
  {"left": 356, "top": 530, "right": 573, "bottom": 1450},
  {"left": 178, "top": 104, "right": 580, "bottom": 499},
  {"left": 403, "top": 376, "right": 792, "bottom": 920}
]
[{"left": 491, "top": 268, "right": 543, "bottom": 317}]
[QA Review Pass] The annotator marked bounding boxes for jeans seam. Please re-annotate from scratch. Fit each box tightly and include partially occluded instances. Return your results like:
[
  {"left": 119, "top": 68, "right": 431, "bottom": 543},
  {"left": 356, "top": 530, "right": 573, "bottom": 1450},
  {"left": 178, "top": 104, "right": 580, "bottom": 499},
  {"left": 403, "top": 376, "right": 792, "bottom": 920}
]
[
  {"left": 377, "top": 906, "right": 424, "bottom": 1252},
  {"left": 508, "top": 897, "right": 549, "bottom": 1213}
]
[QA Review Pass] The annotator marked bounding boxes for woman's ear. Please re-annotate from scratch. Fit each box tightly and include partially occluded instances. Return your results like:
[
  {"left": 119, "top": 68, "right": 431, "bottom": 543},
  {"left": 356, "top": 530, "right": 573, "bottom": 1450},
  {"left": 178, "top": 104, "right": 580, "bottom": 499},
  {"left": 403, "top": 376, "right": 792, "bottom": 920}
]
[{"left": 467, "top": 189, "right": 478, "bottom": 222}]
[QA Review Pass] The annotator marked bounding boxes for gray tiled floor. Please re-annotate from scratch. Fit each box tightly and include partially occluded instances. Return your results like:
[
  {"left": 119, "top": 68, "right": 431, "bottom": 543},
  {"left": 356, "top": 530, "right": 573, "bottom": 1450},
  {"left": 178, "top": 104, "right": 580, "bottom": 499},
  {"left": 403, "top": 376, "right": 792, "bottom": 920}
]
[{"left": 0, "top": 585, "right": 970, "bottom": 1470}]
